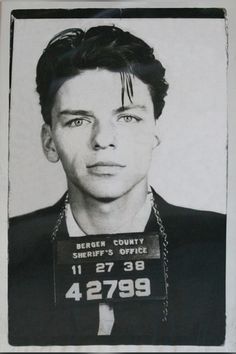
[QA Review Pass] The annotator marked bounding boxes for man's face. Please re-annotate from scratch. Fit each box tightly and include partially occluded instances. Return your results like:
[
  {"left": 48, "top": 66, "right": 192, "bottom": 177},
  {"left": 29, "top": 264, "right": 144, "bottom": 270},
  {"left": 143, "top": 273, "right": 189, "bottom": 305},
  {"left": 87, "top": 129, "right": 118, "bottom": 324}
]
[{"left": 44, "top": 69, "right": 157, "bottom": 200}]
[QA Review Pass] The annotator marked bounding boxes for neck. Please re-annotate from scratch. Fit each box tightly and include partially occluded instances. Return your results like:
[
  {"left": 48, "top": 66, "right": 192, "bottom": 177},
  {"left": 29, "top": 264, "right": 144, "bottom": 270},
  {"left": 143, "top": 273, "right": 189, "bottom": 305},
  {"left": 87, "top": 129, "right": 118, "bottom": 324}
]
[{"left": 68, "top": 180, "right": 149, "bottom": 234}]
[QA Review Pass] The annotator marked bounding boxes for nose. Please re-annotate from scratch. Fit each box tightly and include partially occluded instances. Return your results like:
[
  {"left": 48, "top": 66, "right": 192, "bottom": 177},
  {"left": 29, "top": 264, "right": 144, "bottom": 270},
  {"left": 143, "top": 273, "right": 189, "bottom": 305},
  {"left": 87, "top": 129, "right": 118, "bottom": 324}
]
[{"left": 91, "top": 120, "right": 116, "bottom": 150}]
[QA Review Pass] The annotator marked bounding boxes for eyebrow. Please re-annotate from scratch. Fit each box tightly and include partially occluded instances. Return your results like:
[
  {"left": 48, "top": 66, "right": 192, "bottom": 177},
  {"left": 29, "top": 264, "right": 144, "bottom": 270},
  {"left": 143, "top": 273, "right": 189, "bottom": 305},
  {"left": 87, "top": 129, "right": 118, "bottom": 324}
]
[
  {"left": 58, "top": 104, "right": 147, "bottom": 118},
  {"left": 113, "top": 105, "right": 147, "bottom": 114},
  {"left": 58, "top": 109, "right": 94, "bottom": 118}
]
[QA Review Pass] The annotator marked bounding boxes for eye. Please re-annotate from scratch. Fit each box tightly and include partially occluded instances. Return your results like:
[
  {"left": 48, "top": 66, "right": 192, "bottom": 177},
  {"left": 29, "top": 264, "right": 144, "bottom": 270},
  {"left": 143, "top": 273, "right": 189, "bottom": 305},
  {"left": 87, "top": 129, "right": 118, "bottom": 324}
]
[
  {"left": 117, "top": 115, "right": 142, "bottom": 123},
  {"left": 66, "top": 118, "right": 91, "bottom": 127}
]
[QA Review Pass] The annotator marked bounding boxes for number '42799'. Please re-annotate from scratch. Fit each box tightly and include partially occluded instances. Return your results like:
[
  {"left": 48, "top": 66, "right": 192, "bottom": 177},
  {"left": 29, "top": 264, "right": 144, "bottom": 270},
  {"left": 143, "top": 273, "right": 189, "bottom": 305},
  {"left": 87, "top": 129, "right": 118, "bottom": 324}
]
[{"left": 65, "top": 278, "right": 151, "bottom": 301}]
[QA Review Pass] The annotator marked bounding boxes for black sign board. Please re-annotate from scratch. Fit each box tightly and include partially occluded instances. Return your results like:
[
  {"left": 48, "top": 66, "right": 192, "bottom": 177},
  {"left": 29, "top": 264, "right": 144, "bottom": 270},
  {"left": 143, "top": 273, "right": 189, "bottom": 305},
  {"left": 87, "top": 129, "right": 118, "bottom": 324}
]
[{"left": 54, "top": 232, "right": 167, "bottom": 306}]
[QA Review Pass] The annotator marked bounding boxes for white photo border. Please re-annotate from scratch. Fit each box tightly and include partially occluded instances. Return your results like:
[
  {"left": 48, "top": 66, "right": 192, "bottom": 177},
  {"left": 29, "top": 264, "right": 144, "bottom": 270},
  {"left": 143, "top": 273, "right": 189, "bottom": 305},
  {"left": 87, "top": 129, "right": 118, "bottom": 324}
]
[{"left": 1, "top": 0, "right": 236, "bottom": 352}]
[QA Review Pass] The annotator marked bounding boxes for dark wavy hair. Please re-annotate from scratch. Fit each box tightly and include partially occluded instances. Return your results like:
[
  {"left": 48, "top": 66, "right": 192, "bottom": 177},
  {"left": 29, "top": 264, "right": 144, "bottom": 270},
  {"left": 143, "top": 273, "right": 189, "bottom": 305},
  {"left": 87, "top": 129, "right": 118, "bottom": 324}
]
[{"left": 36, "top": 25, "right": 169, "bottom": 124}]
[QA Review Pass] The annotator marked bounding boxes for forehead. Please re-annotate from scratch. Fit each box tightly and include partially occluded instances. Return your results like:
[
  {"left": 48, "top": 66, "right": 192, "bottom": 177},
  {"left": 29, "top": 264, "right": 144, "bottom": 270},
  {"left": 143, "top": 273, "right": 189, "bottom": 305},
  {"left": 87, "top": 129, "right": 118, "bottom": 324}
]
[{"left": 53, "top": 69, "right": 154, "bottom": 113}]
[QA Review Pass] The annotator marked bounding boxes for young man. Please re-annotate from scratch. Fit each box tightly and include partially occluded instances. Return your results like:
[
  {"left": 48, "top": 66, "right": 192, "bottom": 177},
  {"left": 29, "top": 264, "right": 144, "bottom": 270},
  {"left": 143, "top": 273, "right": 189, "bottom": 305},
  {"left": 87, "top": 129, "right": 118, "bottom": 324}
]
[{"left": 8, "top": 25, "right": 226, "bottom": 346}]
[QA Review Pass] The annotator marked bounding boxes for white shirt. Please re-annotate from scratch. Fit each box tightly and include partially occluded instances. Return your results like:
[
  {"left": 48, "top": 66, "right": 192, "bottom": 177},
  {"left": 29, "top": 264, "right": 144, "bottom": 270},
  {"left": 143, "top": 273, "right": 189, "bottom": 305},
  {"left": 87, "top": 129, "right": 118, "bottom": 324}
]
[{"left": 65, "top": 192, "right": 152, "bottom": 335}]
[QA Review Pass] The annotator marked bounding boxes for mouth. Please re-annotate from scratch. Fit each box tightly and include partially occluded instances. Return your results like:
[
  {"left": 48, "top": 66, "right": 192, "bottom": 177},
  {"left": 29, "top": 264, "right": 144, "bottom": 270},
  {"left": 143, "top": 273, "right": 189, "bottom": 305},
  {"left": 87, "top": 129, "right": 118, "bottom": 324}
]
[{"left": 87, "top": 161, "right": 126, "bottom": 176}]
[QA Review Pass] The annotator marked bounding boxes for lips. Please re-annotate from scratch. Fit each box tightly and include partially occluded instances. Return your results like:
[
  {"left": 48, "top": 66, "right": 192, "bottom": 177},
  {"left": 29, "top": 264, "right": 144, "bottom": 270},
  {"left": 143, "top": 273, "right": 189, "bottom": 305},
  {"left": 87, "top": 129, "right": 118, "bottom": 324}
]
[
  {"left": 87, "top": 161, "right": 126, "bottom": 175},
  {"left": 88, "top": 161, "right": 126, "bottom": 168}
]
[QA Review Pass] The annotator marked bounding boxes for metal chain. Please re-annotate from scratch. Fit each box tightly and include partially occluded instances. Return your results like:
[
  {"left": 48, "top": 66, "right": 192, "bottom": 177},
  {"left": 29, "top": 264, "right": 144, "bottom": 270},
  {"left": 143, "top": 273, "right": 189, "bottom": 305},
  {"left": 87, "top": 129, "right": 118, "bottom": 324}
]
[
  {"left": 150, "top": 193, "right": 169, "bottom": 322},
  {"left": 51, "top": 193, "right": 68, "bottom": 241}
]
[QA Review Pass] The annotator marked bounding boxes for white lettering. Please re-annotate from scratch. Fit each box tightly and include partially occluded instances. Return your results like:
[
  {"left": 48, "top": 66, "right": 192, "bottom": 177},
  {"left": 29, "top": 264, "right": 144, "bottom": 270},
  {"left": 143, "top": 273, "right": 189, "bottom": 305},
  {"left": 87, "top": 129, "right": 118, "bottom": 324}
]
[
  {"left": 76, "top": 240, "right": 106, "bottom": 250},
  {"left": 113, "top": 238, "right": 145, "bottom": 247},
  {"left": 119, "top": 247, "right": 148, "bottom": 255}
]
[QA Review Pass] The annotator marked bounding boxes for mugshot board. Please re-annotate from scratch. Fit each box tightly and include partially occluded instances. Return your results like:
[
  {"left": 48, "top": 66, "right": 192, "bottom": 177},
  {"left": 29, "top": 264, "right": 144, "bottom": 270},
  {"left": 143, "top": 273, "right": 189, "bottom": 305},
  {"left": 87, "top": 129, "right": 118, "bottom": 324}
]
[{"left": 1, "top": 0, "right": 235, "bottom": 352}]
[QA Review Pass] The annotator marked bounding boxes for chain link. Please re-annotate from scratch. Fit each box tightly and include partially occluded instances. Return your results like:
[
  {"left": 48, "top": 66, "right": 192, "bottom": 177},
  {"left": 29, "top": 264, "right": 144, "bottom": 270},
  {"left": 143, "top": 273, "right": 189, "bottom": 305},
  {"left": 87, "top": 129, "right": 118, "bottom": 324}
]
[
  {"left": 150, "top": 193, "right": 169, "bottom": 322},
  {"left": 51, "top": 193, "right": 68, "bottom": 241}
]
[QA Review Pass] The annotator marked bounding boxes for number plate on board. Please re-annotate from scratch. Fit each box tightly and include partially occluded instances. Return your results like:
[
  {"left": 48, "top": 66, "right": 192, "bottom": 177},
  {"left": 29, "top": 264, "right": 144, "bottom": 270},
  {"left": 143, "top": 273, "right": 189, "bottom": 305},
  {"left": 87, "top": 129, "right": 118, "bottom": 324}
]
[{"left": 53, "top": 232, "right": 167, "bottom": 305}]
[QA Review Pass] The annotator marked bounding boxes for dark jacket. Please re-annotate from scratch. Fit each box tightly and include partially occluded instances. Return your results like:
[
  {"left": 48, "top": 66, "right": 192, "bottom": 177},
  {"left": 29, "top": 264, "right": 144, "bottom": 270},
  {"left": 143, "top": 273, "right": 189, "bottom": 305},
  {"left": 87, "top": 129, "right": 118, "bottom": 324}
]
[{"left": 8, "top": 191, "right": 226, "bottom": 346}]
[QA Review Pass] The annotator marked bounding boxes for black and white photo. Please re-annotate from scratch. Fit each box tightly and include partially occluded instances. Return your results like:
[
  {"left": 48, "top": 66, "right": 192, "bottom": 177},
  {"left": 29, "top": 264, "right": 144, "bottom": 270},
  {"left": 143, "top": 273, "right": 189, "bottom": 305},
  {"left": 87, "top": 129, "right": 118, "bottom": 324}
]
[{"left": 6, "top": 6, "right": 228, "bottom": 348}]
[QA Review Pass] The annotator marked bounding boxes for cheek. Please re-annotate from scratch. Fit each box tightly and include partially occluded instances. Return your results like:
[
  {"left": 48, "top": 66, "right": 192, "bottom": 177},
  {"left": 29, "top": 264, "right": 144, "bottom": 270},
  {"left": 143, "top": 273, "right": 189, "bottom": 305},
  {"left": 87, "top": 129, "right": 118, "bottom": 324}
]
[
  {"left": 121, "top": 129, "right": 155, "bottom": 153},
  {"left": 53, "top": 130, "right": 89, "bottom": 162},
  {"left": 122, "top": 135, "right": 154, "bottom": 170}
]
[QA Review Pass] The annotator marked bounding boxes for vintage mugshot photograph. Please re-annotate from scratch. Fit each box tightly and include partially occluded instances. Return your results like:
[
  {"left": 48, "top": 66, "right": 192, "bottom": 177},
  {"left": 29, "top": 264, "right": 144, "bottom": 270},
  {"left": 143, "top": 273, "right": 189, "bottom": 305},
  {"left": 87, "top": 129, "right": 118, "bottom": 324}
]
[{"left": 2, "top": 2, "right": 232, "bottom": 350}]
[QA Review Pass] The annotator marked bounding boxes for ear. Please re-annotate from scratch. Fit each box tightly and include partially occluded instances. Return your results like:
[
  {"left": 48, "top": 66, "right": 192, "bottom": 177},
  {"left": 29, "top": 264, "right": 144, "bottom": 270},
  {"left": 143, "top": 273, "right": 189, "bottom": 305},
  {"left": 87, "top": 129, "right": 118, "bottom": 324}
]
[
  {"left": 152, "top": 122, "right": 161, "bottom": 150},
  {"left": 41, "top": 124, "right": 59, "bottom": 163},
  {"left": 152, "top": 135, "right": 161, "bottom": 150}
]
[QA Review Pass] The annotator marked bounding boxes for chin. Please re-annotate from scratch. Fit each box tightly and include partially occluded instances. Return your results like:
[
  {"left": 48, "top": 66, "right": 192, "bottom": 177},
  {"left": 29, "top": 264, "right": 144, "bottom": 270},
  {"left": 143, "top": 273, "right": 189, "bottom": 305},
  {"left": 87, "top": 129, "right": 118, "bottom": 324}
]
[
  {"left": 71, "top": 172, "right": 147, "bottom": 201},
  {"left": 87, "top": 187, "right": 128, "bottom": 202},
  {"left": 81, "top": 180, "right": 134, "bottom": 201}
]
